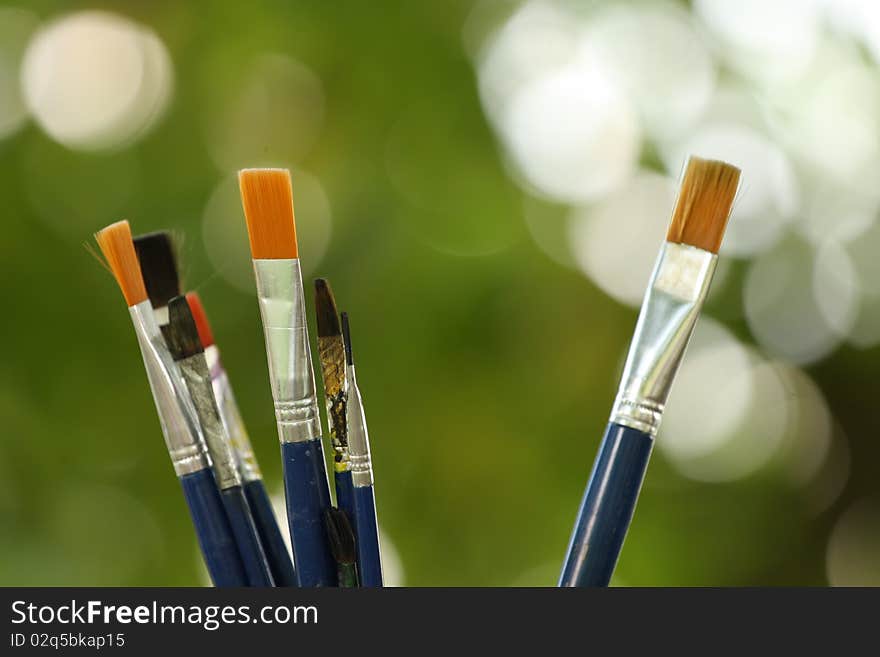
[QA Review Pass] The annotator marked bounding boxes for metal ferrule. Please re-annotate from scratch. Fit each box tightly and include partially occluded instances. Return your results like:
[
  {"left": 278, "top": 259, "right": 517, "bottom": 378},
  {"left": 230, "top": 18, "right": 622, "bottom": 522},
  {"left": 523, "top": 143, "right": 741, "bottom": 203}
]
[
  {"left": 253, "top": 258, "right": 322, "bottom": 444},
  {"left": 318, "top": 335, "right": 350, "bottom": 473},
  {"left": 329, "top": 388, "right": 351, "bottom": 474},
  {"left": 610, "top": 242, "right": 718, "bottom": 437},
  {"left": 345, "top": 365, "right": 373, "bottom": 488},
  {"left": 327, "top": 416, "right": 351, "bottom": 473},
  {"left": 206, "top": 344, "right": 263, "bottom": 483},
  {"left": 153, "top": 305, "right": 169, "bottom": 327},
  {"left": 178, "top": 352, "right": 242, "bottom": 490},
  {"left": 205, "top": 343, "right": 222, "bottom": 377},
  {"left": 129, "top": 301, "right": 210, "bottom": 476}
]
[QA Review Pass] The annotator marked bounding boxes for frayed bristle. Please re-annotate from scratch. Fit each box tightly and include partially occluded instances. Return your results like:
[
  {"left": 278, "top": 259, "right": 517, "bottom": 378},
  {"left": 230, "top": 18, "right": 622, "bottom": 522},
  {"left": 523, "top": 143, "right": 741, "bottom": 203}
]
[
  {"left": 239, "top": 168, "right": 298, "bottom": 259},
  {"left": 166, "top": 295, "right": 204, "bottom": 360},
  {"left": 185, "top": 292, "right": 215, "bottom": 349},
  {"left": 314, "top": 278, "right": 341, "bottom": 338},
  {"left": 324, "top": 507, "right": 357, "bottom": 565},
  {"left": 133, "top": 231, "right": 180, "bottom": 309},
  {"left": 666, "top": 157, "right": 741, "bottom": 254},
  {"left": 95, "top": 221, "right": 148, "bottom": 306}
]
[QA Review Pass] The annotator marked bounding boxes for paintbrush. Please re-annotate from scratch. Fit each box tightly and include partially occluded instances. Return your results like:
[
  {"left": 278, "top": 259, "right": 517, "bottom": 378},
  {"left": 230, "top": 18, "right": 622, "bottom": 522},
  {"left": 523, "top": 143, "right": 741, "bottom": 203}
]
[
  {"left": 186, "top": 291, "right": 298, "bottom": 587},
  {"left": 324, "top": 507, "right": 359, "bottom": 588},
  {"left": 313, "top": 279, "right": 355, "bottom": 524},
  {"left": 95, "top": 221, "right": 248, "bottom": 586},
  {"left": 341, "top": 312, "right": 383, "bottom": 587},
  {"left": 167, "top": 296, "right": 275, "bottom": 587},
  {"left": 239, "top": 168, "right": 336, "bottom": 587},
  {"left": 558, "top": 157, "right": 740, "bottom": 587}
]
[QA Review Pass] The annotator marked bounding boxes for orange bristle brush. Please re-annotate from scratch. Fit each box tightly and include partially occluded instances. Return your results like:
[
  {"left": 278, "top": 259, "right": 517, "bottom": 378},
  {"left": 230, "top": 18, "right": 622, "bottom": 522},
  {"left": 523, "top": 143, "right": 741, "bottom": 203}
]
[
  {"left": 239, "top": 168, "right": 336, "bottom": 587},
  {"left": 559, "top": 158, "right": 740, "bottom": 587}
]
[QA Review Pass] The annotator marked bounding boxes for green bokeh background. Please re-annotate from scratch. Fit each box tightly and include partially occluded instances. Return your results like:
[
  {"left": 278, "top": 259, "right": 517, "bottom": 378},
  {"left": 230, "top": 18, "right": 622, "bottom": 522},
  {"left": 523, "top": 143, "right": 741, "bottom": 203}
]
[{"left": 0, "top": 0, "right": 878, "bottom": 586}]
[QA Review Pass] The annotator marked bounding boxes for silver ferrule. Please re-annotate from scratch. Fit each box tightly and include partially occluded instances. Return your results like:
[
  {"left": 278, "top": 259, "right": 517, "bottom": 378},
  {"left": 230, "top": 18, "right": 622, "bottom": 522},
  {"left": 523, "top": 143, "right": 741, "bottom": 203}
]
[
  {"left": 609, "top": 242, "right": 718, "bottom": 437},
  {"left": 253, "top": 258, "right": 322, "bottom": 444},
  {"left": 207, "top": 345, "right": 263, "bottom": 483},
  {"left": 129, "top": 301, "right": 210, "bottom": 476},
  {"left": 178, "top": 353, "right": 242, "bottom": 490},
  {"left": 205, "top": 343, "right": 222, "bottom": 378},
  {"left": 346, "top": 365, "right": 373, "bottom": 488},
  {"left": 153, "top": 305, "right": 169, "bottom": 327},
  {"left": 326, "top": 379, "right": 351, "bottom": 476}
]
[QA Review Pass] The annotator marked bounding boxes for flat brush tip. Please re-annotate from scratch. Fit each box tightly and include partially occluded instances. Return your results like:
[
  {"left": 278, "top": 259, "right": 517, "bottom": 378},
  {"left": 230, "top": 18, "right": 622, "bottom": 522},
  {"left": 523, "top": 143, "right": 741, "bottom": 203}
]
[
  {"left": 185, "top": 292, "right": 215, "bottom": 349},
  {"left": 133, "top": 230, "right": 180, "bottom": 309},
  {"left": 314, "top": 278, "right": 342, "bottom": 338},
  {"left": 324, "top": 507, "right": 357, "bottom": 565},
  {"left": 666, "top": 156, "right": 741, "bottom": 254},
  {"left": 95, "top": 220, "right": 148, "bottom": 307},
  {"left": 166, "top": 295, "right": 204, "bottom": 360},
  {"left": 238, "top": 168, "right": 298, "bottom": 260}
]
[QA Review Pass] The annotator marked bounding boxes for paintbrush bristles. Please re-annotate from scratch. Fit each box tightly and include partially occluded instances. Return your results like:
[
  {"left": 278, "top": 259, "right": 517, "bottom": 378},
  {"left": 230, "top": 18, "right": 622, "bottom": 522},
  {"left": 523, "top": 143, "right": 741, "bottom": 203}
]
[
  {"left": 666, "top": 157, "right": 740, "bottom": 254},
  {"left": 185, "top": 292, "right": 215, "bottom": 349},
  {"left": 167, "top": 295, "right": 205, "bottom": 360},
  {"left": 315, "top": 279, "right": 345, "bottom": 398},
  {"left": 133, "top": 231, "right": 180, "bottom": 308},
  {"left": 341, "top": 312, "right": 354, "bottom": 366},
  {"left": 314, "top": 279, "right": 342, "bottom": 338},
  {"left": 324, "top": 508, "right": 357, "bottom": 565},
  {"left": 239, "top": 168, "right": 298, "bottom": 259},
  {"left": 95, "top": 220, "right": 148, "bottom": 307}
]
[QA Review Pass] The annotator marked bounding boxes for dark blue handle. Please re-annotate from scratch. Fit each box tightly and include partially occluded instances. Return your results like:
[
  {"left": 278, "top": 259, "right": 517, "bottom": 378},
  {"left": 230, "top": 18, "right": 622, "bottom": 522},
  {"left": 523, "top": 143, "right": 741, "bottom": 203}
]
[
  {"left": 281, "top": 439, "right": 336, "bottom": 586},
  {"left": 353, "top": 484, "right": 383, "bottom": 587},
  {"left": 558, "top": 423, "right": 654, "bottom": 587},
  {"left": 244, "top": 479, "right": 297, "bottom": 587},
  {"left": 179, "top": 469, "right": 248, "bottom": 587},
  {"left": 220, "top": 485, "right": 274, "bottom": 587},
  {"left": 334, "top": 469, "right": 355, "bottom": 524}
]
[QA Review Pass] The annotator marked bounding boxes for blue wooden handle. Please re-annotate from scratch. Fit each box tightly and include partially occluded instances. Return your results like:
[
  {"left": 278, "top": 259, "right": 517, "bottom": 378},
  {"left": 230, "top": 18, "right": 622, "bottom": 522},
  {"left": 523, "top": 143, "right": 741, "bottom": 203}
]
[
  {"left": 179, "top": 468, "right": 248, "bottom": 587},
  {"left": 243, "top": 479, "right": 297, "bottom": 587},
  {"left": 220, "top": 485, "right": 274, "bottom": 587},
  {"left": 334, "top": 469, "right": 355, "bottom": 525},
  {"left": 558, "top": 423, "right": 654, "bottom": 587},
  {"left": 353, "top": 484, "right": 383, "bottom": 587},
  {"left": 281, "top": 439, "right": 336, "bottom": 586}
]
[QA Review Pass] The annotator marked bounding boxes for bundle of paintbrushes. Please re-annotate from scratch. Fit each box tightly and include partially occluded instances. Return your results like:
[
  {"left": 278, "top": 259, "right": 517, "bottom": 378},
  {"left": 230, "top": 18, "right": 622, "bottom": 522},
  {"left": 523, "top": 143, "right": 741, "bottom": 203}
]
[
  {"left": 95, "top": 157, "right": 737, "bottom": 588},
  {"left": 94, "top": 168, "right": 383, "bottom": 587}
]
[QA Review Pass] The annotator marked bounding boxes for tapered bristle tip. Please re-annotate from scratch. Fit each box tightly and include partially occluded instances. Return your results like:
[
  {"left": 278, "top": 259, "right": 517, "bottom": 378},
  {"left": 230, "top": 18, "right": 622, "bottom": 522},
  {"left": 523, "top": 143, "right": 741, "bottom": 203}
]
[
  {"left": 133, "top": 231, "right": 180, "bottom": 308},
  {"left": 666, "top": 157, "right": 741, "bottom": 254},
  {"left": 238, "top": 168, "right": 298, "bottom": 259},
  {"left": 185, "top": 292, "right": 215, "bottom": 348},
  {"left": 95, "top": 220, "right": 148, "bottom": 306},
  {"left": 166, "top": 295, "right": 204, "bottom": 360},
  {"left": 340, "top": 312, "right": 353, "bottom": 366},
  {"left": 314, "top": 278, "right": 341, "bottom": 338}
]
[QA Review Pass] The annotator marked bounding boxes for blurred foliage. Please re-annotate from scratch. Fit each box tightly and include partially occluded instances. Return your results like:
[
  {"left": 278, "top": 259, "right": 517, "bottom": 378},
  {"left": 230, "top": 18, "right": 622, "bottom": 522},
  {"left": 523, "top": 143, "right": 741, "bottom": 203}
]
[{"left": 0, "top": 0, "right": 877, "bottom": 586}]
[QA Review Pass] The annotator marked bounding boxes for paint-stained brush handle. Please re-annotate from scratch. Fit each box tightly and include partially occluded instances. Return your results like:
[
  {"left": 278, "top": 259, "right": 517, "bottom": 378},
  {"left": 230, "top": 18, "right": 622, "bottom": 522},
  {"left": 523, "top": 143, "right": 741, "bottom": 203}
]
[
  {"left": 179, "top": 469, "right": 249, "bottom": 587},
  {"left": 281, "top": 439, "right": 337, "bottom": 587},
  {"left": 558, "top": 423, "right": 654, "bottom": 587},
  {"left": 220, "top": 486, "right": 274, "bottom": 586},
  {"left": 244, "top": 479, "right": 297, "bottom": 587}
]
